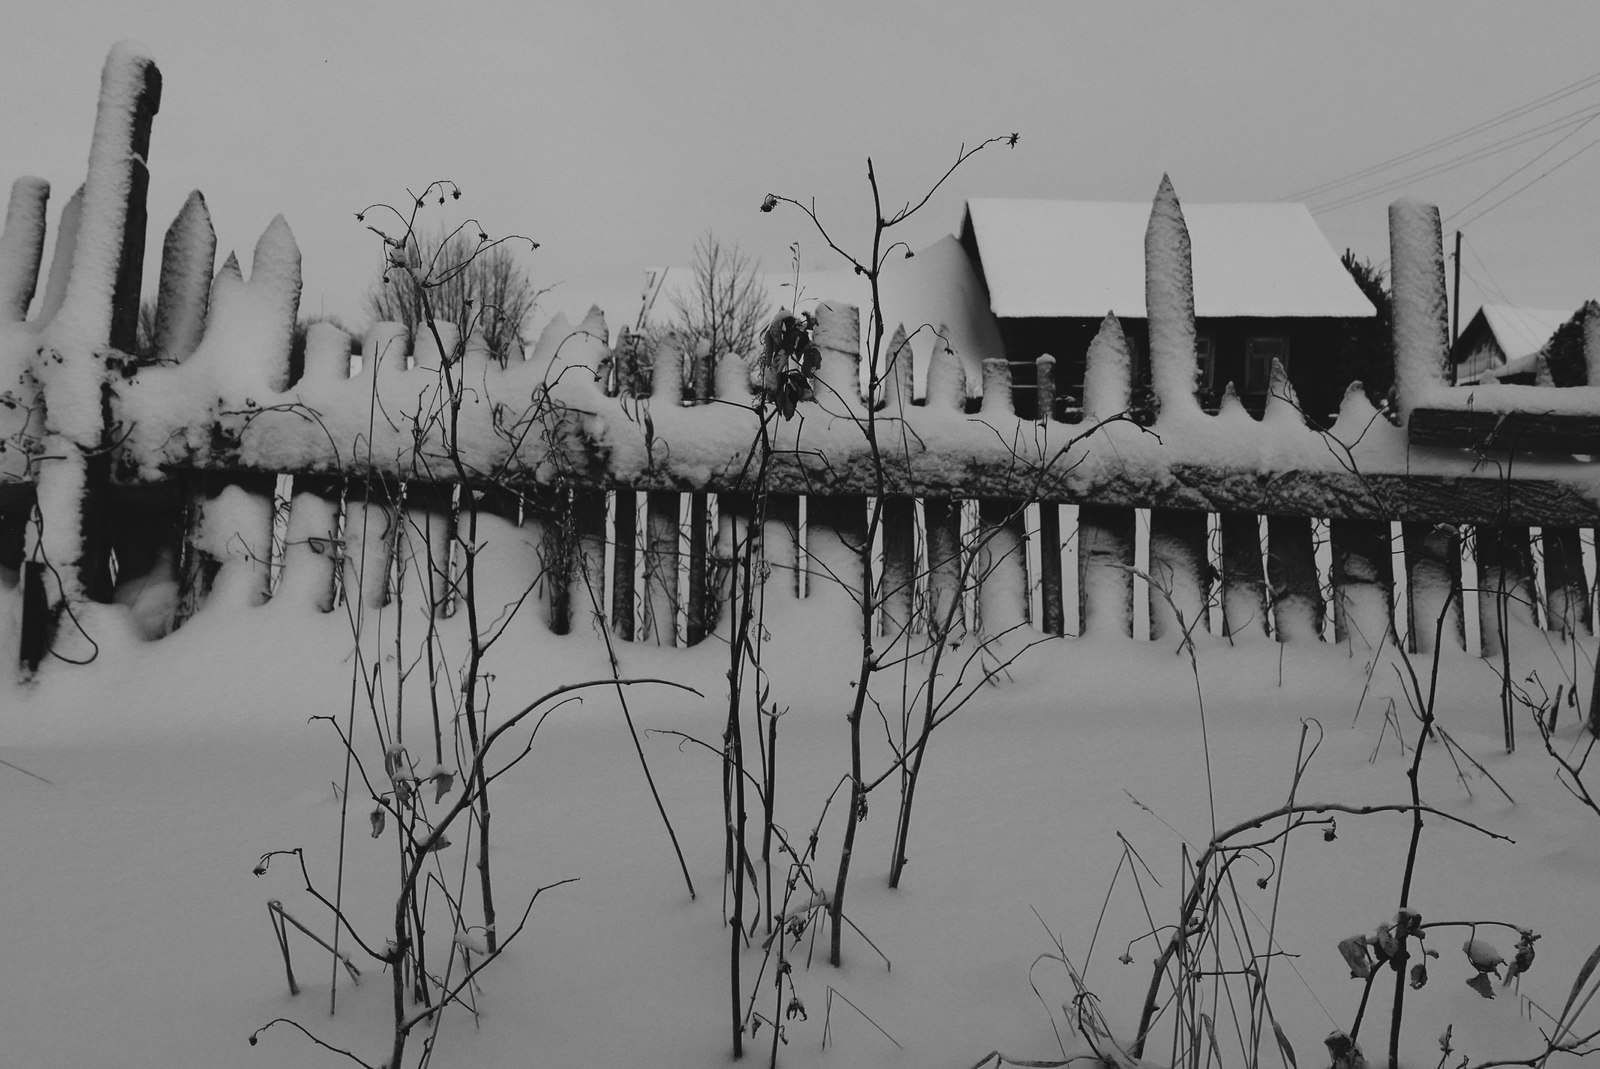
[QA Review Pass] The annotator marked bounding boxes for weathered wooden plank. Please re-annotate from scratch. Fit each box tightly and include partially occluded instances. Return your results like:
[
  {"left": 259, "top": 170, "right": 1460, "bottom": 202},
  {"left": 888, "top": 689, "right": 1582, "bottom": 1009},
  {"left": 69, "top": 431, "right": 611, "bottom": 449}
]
[
  {"left": 1148, "top": 508, "right": 1207, "bottom": 643},
  {"left": 976, "top": 498, "right": 1026, "bottom": 636},
  {"left": 1403, "top": 521, "right": 1464, "bottom": 653},
  {"left": 1409, "top": 407, "right": 1600, "bottom": 455},
  {"left": 610, "top": 488, "right": 637, "bottom": 640},
  {"left": 1329, "top": 518, "right": 1393, "bottom": 650},
  {"left": 1080, "top": 505, "right": 1133, "bottom": 637},
  {"left": 1474, "top": 525, "right": 1537, "bottom": 657},
  {"left": 1267, "top": 515, "right": 1323, "bottom": 642},
  {"left": 1219, "top": 512, "right": 1269, "bottom": 641},
  {"left": 879, "top": 496, "right": 917, "bottom": 638},
  {"left": 1542, "top": 525, "right": 1590, "bottom": 636}
]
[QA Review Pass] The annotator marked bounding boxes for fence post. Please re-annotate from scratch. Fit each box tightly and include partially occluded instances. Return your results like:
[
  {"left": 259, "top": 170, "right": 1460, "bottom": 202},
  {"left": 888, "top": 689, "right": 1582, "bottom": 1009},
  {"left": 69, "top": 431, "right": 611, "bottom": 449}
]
[
  {"left": 24, "top": 46, "right": 161, "bottom": 665},
  {"left": 1389, "top": 198, "right": 1450, "bottom": 421}
]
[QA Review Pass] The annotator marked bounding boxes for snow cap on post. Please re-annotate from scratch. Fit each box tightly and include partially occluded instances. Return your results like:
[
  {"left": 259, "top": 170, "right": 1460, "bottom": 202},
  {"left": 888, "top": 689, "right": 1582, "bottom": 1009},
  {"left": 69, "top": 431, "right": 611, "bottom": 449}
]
[
  {"left": 361, "top": 320, "right": 409, "bottom": 376},
  {"left": 1388, "top": 197, "right": 1449, "bottom": 418},
  {"left": 152, "top": 190, "right": 214, "bottom": 362},
  {"left": 1083, "top": 312, "right": 1131, "bottom": 421},
  {"left": 1145, "top": 174, "right": 1200, "bottom": 423},
  {"left": 301, "top": 321, "right": 353, "bottom": 384},
  {"left": 0, "top": 177, "right": 49, "bottom": 322},
  {"left": 1261, "top": 357, "right": 1303, "bottom": 429},
  {"left": 45, "top": 42, "right": 160, "bottom": 361},
  {"left": 980, "top": 357, "right": 1013, "bottom": 418},
  {"left": 924, "top": 331, "right": 968, "bottom": 412},
  {"left": 1583, "top": 300, "right": 1600, "bottom": 387},
  {"left": 811, "top": 301, "right": 862, "bottom": 411},
  {"left": 880, "top": 324, "right": 913, "bottom": 415},
  {"left": 36, "top": 185, "right": 83, "bottom": 325},
  {"left": 1035, "top": 353, "right": 1056, "bottom": 423},
  {"left": 651, "top": 329, "right": 686, "bottom": 404},
  {"left": 187, "top": 217, "right": 302, "bottom": 396}
]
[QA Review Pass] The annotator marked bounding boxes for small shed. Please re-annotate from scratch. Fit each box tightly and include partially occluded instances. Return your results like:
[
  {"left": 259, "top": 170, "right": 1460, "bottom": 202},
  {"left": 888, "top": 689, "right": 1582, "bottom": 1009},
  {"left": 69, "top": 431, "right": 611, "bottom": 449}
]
[
  {"left": 960, "top": 198, "right": 1377, "bottom": 420},
  {"left": 1451, "top": 304, "right": 1571, "bottom": 385}
]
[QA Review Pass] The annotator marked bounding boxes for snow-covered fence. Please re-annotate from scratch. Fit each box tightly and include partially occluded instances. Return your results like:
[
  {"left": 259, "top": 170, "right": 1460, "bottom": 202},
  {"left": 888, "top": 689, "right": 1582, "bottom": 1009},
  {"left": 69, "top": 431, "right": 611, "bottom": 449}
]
[{"left": 4, "top": 44, "right": 1600, "bottom": 670}]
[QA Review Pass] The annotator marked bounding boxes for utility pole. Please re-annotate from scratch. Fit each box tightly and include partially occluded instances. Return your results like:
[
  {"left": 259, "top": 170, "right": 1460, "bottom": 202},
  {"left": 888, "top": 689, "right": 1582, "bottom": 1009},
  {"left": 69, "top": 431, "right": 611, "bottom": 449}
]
[{"left": 1450, "top": 229, "right": 1462, "bottom": 384}]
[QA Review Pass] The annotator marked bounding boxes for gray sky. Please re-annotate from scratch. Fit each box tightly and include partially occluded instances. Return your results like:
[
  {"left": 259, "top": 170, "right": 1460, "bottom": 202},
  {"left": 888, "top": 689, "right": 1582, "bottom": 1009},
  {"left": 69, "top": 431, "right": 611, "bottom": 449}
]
[{"left": 3, "top": 1, "right": 1598, "bottom": 333}]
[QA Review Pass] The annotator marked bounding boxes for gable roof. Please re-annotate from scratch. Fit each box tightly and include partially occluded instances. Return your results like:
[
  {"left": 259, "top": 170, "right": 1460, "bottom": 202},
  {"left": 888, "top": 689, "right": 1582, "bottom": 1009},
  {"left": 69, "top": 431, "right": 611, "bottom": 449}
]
[
  {"left": 1470, "top": 304, "right": 1571, "bottom": 362},
  {"left": 963, "top": 198, "right": 1376, "bottom": 320}
]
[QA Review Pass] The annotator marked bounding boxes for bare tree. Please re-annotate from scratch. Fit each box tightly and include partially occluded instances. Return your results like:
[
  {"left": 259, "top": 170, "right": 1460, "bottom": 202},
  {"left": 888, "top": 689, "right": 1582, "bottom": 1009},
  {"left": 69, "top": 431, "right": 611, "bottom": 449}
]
[
  {"left": 666, "top": 232, "right": 772, "bottom": 364},
  {"left": 365, "top": 227, "right": 545, "bottom": 362}
]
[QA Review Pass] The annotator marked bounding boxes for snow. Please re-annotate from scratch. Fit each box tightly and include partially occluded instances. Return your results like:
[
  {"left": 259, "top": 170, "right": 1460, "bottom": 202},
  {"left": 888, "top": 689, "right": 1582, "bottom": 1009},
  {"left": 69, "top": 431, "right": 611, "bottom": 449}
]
[
  {"left": 35, "top": 184, "right": 82, "bottom": 326},
  {"left": 979, "top": 356, "right": 1013, "bottom": 418},
  {"left": 0, "top": 176, "right": 48, "bottom": 322},
  {"left": 1082, "top": 312, "right": 1131, "bottom": 420},
  {"left": 965, "top": 197, "right": 1378, "bottom": 320},
  {"left": 1389, "top": 198, "right": 1450, "bottom": 419},
  {"left": 0, "top": 470, "right": 1598, "bottom": 1069},
  {"left": 152, "top": 189, "right": 215, "bottom": 362},
  {"left": 1145, "top": 175, "right": 1202, "bottom": 422}
]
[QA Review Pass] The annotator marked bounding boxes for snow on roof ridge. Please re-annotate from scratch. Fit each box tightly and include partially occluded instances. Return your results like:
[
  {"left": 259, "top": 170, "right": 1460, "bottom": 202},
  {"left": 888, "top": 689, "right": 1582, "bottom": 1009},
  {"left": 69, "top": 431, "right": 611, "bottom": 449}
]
[{"left": 965, "top": 196, "right": 1376, "bottom": 320}]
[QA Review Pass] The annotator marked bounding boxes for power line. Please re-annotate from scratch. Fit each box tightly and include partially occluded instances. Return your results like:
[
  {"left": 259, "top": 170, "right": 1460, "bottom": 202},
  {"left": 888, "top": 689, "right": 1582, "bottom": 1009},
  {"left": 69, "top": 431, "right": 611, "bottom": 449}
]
[
  {"left": 1309, "top": 101, "right": 1600, "bottom": 213},
  {"left": 1287, "top": 68, "right": 1600, "bottom": 202},
  {"left": 1446, "top": 108, "right": 1600, "bottom": 224},
  {"left": 1452, "top": 129, "right": 1600, "bottom": 232}
]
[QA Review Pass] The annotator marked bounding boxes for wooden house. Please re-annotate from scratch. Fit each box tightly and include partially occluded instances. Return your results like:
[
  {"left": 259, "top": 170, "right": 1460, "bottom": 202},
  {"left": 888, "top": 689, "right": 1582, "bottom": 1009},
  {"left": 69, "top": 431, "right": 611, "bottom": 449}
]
[{"left": 959, "top": 198, "right": 1377, "bottom": 421}]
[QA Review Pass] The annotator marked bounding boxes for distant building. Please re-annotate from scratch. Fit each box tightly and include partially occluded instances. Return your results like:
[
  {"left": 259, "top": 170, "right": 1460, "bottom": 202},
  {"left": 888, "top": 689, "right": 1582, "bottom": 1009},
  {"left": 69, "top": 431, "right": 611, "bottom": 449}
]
[
  {"left": 1450, "top": 304, "right": 1572, "bottom": 385},
  {"left": 959, "top": 198, "right": 1377, "bottom": 421}
]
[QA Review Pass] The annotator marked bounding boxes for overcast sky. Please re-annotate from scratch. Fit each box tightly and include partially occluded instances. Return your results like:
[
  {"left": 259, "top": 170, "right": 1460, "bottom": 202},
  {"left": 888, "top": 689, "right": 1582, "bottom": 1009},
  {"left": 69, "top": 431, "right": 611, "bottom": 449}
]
[{"left": 2, "top": 1, "right": 1597, "bottom": 334}]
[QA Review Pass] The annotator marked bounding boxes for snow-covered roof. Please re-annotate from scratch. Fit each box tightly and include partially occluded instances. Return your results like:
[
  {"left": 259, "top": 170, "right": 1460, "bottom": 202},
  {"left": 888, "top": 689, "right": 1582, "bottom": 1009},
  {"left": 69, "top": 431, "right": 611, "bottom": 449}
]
[
  {"left": 964, "top": 198, "right": 1377, "bottom": 320},
  {"left": 1474, "top": 304, "right": 1571, "bottom": 362}
]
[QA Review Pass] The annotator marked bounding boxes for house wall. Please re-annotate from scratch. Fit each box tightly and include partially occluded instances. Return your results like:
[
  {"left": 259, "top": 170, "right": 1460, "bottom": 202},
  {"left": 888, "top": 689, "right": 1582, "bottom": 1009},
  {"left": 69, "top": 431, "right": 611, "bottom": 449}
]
[{"left": 997, "top": 315, "right": 1355, "bottom": 425}]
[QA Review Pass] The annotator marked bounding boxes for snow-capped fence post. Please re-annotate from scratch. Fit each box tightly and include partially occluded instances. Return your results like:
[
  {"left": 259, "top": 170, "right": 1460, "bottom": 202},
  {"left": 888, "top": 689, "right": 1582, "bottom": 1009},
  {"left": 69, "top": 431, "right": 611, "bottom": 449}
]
[
  {"left": 23, "top": 43, "right": 162, "bottom": 665},
  {"left": 1034, "top": 353, "right": 1055, "bottom": 423},
  {"left": 980, "top": 358, "right": 1014, "bottom": 419},
  {"left": 1083, "top": 313, "right": 1131, "bottom": 421},
  {"left": 151, "top": 190, "right": 215, "bottom": 363},
  {"left": 0, "top": 177, "right": 49, "bottom": 323},
  {"left": 1584, "top": 301, "right": 1600, "bottom": 388},
  {"left": 811, "top": 301, "right": 862, "bottom": 412},
  {"left": 1388, "top": 198, "right": 1450, "bottom": 420},
  {"left": 924, "top": 341, "right": 968, "bottom": 412},
  {"left": 1145, "top": 175, "right": 1202, "bottom": 425},
  {"left": 879, "top": 325, "right": 913, "bottom": 416}
]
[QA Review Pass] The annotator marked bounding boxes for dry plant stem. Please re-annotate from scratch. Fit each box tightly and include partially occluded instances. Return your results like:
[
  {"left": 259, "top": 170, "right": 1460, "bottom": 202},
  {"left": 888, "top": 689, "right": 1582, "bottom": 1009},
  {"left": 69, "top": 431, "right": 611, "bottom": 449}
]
[
  {"left": 577, "top": 550, "right": 696, "bottom": 900},
  {"left": 724, "top": 411, "right": 778, "bottom": 1056},
  {"left": 768, "top": 136, "right": 1012, "bottom": 968},
  {"left": 1386, "top": 586, "right": 1454, "bottom": 1069},
  {"left": 1128, "top": 799, "right": 1509, "bottom": 1059},
  {"left": 379, "top": 675, "right": 696, "bottom": 1069}
]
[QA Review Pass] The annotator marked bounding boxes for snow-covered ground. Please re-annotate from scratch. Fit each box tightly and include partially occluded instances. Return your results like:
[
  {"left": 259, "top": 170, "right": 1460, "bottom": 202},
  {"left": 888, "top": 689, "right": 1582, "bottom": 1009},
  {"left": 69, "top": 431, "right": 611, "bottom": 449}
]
[{"left": 2, "top": 534, "right": 1597, "bottom": 1069}]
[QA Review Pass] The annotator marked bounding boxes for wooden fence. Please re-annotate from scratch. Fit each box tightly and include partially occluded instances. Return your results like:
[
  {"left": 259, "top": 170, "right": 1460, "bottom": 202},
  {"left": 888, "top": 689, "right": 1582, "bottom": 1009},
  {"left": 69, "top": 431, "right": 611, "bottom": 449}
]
[{"left": 4, "top": 45, "right": 1600, "bottom": 670}]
